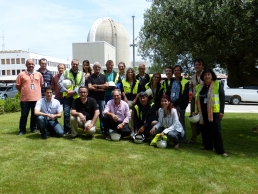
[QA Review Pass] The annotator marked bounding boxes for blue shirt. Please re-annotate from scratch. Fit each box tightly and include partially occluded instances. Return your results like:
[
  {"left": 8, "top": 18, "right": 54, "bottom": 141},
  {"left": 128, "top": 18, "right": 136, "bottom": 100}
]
[
  {"left": 35, "top": 97, "right": 62, "bottom": 114},
  {"left": 171, "top": 80, "right": 180, "bottom": 102}
]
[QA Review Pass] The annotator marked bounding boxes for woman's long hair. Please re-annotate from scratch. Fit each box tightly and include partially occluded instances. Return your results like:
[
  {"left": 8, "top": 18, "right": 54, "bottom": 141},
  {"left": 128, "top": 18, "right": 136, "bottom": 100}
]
[
  {"left": 150, "top": 72, "right": 161, "bottom": 87},
  {"left": 83, "top": 60, "right": 92, "bottom": 74},
  {"left": 126, "top": 68, "right": 136, "bottom": 82},
  {"left": 160, "top": 95, "right": 180, "bottom": 117}
]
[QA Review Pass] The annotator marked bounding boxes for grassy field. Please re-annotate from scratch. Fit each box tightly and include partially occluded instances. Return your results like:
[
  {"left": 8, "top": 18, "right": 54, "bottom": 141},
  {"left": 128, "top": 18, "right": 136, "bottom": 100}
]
[{"left": 0, "top": 112, "right": 257, "bottom": 194}]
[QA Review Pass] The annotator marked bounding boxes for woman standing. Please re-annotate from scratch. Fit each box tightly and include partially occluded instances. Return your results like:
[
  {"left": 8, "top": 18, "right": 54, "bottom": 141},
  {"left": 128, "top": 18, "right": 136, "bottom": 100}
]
[
  {"left": 150, "top": 95, "right": 184, "bottom": 148},
  {"left": 195, "top": 69, "right": 228, "bottom": 156},
  {"left": 121, "top": 68, "right": 140, "bottom": 107},
  {"left": 82, "top": 60, "right": 92, "bottom": 87},
  {"left": 145, "top": 72, "right": 163, "bottom": 111}
]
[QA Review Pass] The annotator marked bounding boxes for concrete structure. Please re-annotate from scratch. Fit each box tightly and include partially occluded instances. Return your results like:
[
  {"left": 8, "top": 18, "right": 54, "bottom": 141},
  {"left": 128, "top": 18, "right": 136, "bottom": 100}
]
[
  {"left": 86, "top": 17, "right": 130, "bottom": 67},
  {"left": 72, "top": 41, "right": 116, "bottom": 68},
  {"left": 0, "top": 50, "right": 70, "bottom": 83}
]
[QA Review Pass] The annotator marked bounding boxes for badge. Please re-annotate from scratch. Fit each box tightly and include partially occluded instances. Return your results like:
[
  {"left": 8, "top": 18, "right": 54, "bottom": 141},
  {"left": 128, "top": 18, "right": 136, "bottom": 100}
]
[
  {"left": 204, "top": 98, "right": 207, "bottom": 104},
  {"left": 44, "top": 82, "right": 48, "bottom": 87},
  {"left": 31, "top": 84, "right": 35, "bottom": 90},
  {"left": 172, "top": 93, "right": 175, "bottom": 97}
]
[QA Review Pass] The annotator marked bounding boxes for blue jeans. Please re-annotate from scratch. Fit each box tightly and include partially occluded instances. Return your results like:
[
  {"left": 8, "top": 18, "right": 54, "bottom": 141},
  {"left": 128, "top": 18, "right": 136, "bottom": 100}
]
[
  {"left": 96, "top": 100, "right": 105, "bottom": 134},
  {"left": 63, "top": 97, "right": 74, "bottom": 133},
  {"left": 19, "top": 101, "right": 37, "bottom": 133},
  {"left": 105, "top": 95, "right": 113, "bottom": 104},
  {"left": 37, "top": 116, "right": 64, "bottom": 139}
]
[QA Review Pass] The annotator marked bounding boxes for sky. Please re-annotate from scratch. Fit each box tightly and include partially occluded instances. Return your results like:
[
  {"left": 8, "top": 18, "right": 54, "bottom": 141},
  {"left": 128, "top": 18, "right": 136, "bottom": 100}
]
[{"left": 0, "top": 0, "right": 152, "bottom": 62}]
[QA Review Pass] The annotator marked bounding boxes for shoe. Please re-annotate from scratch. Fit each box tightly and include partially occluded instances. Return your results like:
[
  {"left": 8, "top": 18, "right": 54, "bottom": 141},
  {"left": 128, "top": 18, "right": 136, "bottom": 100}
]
[
  {"left": 187, "top": 140, "right": 195, "bottom": 144},
  {"left": 18, "top": 132, "right": 25, "bottom": 136},
  {"left": 30, "top": 130, "right": 37, "bottom": 133},
  {"left": 174, "top": 144, "right": 179, "bottom": 149},
  {"left": 42, "top": 137, "right": 47, "bottom": 140},
  {"left": 222, "top": 153, "right": 229, "bottom": 157},
  {"left": 105, "top": 135, "right": 110, "bottom": 140},
  {"left": 69, "top": 135, "right": 78, "bottom": 139},
  {"left": 64, "top": 131, "right": 71, "bottom": 136}
]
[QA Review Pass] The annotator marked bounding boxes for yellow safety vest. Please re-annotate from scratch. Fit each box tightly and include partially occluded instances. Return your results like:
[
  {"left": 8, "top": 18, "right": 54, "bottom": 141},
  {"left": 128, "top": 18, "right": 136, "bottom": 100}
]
[
  {"left": 122, "top": 79, "right": 139, "bottom": 94},
  {"left": 63, "top": 70, "right": 84, "bottom": 99},
  {"left": 195, "top": 80, "right": 220, "bottom": 113},
  {"left": 134, "top": 102, "right": 155, "bottom": 120}
]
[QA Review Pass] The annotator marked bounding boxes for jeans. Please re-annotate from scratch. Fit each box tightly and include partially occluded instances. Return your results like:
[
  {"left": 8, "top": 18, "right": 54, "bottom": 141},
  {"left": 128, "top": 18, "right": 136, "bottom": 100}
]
[
  {"left": 19, "top": 101, "right": 37, "bottom": 133},
  {"left": 37, "top": 116, "right": 64, "bottom": 139},
  {"left": 105, "top": 95, "right": 113, "bottom": 104},
  {"left": 63, "top": 97, "right": 74, "bottom": 133},
  {"left": 96, "top": 100, "right": 105, "bottom": 134}
]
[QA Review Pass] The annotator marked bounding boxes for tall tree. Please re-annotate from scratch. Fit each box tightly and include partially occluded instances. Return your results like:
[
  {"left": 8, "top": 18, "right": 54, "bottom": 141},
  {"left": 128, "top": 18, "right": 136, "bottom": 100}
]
[{"left": 138, "top": 0, "right": 258, "bottom": 87}]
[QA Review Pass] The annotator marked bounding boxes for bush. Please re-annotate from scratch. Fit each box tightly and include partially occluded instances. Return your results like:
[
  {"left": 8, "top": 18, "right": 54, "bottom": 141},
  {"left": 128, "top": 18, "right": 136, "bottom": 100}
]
[{"left": 2, "top": 98, "right": 20, "bottom": 113}]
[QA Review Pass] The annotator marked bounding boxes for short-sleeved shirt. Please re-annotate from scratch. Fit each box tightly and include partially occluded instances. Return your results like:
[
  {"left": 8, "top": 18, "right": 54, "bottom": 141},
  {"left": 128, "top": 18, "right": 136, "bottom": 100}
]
[
  {"left": 16, "top": 71, "right": 43, "bottom": 102},
  {"left": 35, "top": 98, "right": 63, "bottom": 114},
  {"left": 37, "top": 69, "right": 53, "bottom": 97},
  {"left": 71, "top": 97, "right": 99, "bottom": 120},
  {"left": 51, "top": 74, "right": 63, "bottom": 99},
  {"left": 87, "top": 73, "right": 107, "bottom": 101}
]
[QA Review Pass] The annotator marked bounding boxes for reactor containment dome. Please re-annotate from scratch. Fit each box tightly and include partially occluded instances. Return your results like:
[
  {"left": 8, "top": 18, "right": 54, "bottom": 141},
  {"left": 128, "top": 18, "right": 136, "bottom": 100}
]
[{"left": 87, "top": 17, "right": 130, "bottom": 66}]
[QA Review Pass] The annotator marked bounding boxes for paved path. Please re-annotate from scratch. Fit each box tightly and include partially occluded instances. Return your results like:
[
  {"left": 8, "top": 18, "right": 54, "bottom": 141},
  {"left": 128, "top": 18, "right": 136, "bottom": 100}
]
[{"left": 186, "top": 103, "right": 258, "bottom": 113}]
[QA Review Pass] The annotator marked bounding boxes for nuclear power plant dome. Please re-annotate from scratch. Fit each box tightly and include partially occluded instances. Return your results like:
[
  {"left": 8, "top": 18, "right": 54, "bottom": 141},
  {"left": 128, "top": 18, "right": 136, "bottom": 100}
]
[{"left": 87, "top": 17, "right": 130, "bottom": 66}]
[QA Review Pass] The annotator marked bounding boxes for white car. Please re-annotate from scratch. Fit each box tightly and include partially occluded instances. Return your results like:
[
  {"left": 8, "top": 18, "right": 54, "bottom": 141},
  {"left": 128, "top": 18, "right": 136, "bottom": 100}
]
[{"left": 221, "top": 79, "right": 258, "bottom": 105}]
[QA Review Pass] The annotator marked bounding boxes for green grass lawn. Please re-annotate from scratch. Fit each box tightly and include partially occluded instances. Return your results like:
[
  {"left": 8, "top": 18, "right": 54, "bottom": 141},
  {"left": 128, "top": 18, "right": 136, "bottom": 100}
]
[{"left": 0, "top": 112, "right": 257, "bottom": 193}]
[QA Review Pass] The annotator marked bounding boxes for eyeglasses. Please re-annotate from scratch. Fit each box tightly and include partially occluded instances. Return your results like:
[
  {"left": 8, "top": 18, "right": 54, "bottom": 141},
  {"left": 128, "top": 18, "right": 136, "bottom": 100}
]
[{"left": 79, "top": 92, "right": 87, "bottom": 94}]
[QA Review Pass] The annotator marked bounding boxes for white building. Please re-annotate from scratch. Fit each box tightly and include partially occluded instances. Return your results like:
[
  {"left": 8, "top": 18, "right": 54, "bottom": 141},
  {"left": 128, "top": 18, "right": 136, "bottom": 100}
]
[
  {"left": 0, "top": 50, "right": 70, "bottom": 83},
  {"left": 73, "top": 41, "right": 116, "bottom": 68}
]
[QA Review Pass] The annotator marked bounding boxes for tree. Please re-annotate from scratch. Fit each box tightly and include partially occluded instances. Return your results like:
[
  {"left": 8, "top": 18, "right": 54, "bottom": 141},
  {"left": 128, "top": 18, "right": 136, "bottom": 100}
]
[{"left": 138, "top": 0, "right": 258, "bottom": 87}]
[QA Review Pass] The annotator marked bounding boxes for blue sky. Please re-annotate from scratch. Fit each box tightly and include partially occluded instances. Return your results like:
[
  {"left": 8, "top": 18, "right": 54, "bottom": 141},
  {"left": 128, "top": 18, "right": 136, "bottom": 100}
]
[{"left": 0, "top": 0, "right": 152, "bottom": 62}]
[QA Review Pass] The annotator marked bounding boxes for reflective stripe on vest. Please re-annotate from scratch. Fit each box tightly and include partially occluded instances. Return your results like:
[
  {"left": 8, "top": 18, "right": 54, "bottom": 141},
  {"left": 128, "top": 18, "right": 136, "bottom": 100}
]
[
  {"left": 134, "top": 102, "right": 155, "bottom": 120},
  {"left": 195, "top": 80, "right": 220, "bottom": 113},
  {"left": 122, "top": 79, "right": 139, "bottom": 94},
  {"left": 63, "top": 70, "right": 84, "bottom": 99}
]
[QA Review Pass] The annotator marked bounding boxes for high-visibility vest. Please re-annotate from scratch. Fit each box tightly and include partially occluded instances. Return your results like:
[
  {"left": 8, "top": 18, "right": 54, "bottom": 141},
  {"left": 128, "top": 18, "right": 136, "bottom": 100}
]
[
  {"left": 195, "top": 80, "right": 220, "bottom": 113},
  {"left": 63, "top": 70, "right": 84, "bottom": 99},
  {"left": 103, "top": 70, "right": 119, "bottom": 83},
  {"left": 122, "top": 79, "right": 139, "bottom": 94},
  {"left": 134, "top": 102, "right": 155, "bottom": 120}
]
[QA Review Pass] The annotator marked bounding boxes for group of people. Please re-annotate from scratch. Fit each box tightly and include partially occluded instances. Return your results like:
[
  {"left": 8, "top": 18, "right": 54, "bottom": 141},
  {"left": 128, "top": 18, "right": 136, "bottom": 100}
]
[{"left": 15, "top": 58, "right": 228, "bottom": 156}]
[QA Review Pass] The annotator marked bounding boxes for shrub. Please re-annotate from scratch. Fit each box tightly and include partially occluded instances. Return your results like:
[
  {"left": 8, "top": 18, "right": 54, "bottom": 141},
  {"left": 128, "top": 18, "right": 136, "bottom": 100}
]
[{"left": 3, "top": 98, "right": 20, "bottom": 113}]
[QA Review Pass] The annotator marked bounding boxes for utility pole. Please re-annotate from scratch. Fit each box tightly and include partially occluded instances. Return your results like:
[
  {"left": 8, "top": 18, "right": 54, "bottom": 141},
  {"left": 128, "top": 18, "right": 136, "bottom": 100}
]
[
  {"left": 130, "top": 16, "right": 136, "bottom": 68},
  {"left": 2, "top": 24, "right": 5, "bottom": 51}
]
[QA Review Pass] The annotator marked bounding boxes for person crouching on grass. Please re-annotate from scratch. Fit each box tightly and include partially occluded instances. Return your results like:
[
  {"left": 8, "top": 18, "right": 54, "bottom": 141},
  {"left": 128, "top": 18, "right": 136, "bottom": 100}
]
[
  {"left": 34, "top": 86, "right": 64, "bottom": 140},
  {"left": 70, "top": 86, "right": 99, "bottom": 139}
]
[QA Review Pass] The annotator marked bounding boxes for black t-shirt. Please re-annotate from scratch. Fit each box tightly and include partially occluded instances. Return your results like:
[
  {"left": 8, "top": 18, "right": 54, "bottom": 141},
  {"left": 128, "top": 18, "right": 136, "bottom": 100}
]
[
  {"left": 71, "top": 97, "right": 99, "bottom": 120},
  {"left": 87, "top": 74, "right": 107, "bottom": 100}
]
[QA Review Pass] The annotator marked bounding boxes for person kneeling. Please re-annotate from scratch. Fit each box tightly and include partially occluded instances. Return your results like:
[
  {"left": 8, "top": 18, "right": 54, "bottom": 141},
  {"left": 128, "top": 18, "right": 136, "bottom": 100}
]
[
  {"left": 70, "top": 86, "right": 100, "bottom": 138},
  {"left": 34, "top": 86, "right": 64, "bottom": 140},
  {"left": 150, "top": 95, "right": 184, "bottom": 148},
  {"left": 103, "top": 89, "right": 131, "bottom": 140},
  {"left": 133, "top": 91, "right": 157, "bottom": 139}
]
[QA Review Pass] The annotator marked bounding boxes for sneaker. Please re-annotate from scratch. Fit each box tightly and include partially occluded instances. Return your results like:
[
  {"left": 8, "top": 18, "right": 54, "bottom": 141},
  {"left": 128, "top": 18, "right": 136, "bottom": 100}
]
[
  {"left": 18, "top": 132, "right": 25, "bottom": 136},
  {"left": 30, "top": 130, "right": 37, "bottom": 133}
]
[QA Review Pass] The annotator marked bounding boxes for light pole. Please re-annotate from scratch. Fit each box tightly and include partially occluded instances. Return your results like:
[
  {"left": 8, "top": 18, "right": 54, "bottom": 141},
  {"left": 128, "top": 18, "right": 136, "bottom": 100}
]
[{"left": 130, "top": 15, "right": 137, "bottom": 68}]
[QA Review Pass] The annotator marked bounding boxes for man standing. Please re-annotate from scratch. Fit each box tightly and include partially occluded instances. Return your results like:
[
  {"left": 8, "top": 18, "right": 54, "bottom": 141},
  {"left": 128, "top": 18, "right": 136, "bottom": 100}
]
[
  {"left": 70, "top": 86, "right": 100, "bottom": 138},
  {"left": 51, "top": 63, "right": 66, "bottom": 104},
  {"left": 118, "top": 62, "right": 126, "bottom": 82},
  {"left": 133, "top": 91, "right": 156, "bottom": 139},
  {"left": 37, "top": 58, "right": 53, "bottom": 97},
  {"left": 162, "top": 66, "right": 174, "bottom": 95},
  {"left": 188, "top": 58, "right": 204, "bottom": 143},
  {"left": 136, "top": 64, "right": 151, "bottom": 92},
  {"left": 58, "top": 59, "right": 85, "bottom": 135},
  {"left": 16, "top": 59, "right": 43, "bottom": 135},
  {"left": 103, "top": 60, "right": 120, "bottom": 103},
  {"left": 88, "top": 62, "right": 108, "bottom": 134},
  {"left": 166, "top": 65, "right": 189, "bottom": 142},
  {"left": 103, "top": 89, "right": 131, "bottom": 140},
  {"left": 34, "top": 86, "right": 64, "bottom": 139}
]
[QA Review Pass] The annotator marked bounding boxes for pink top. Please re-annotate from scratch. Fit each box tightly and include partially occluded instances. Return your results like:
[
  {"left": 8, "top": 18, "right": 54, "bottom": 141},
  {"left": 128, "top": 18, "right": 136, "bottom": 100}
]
[
  {"left": 16, "top": 71, "right": 43, "bottom": 102},
  {"left": 52, "top": 74, "right": 63, "bottom": 99},
  {"left": 104, "top": 99, "right": 131, "bottom": 123}
]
